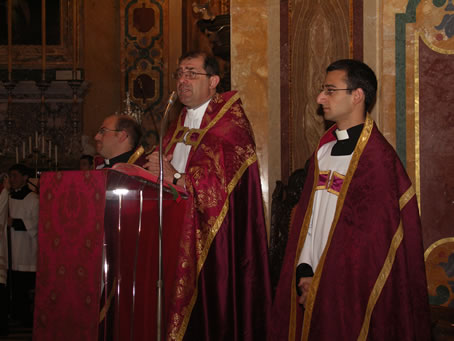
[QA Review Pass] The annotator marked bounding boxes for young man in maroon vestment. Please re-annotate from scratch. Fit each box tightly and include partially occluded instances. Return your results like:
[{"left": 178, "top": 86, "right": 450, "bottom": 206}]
[
  {"left": 143, "top": 51, "right": 272, "bottom": 340},
  {"left": 270, "top": 59, "right": 431, "bottom": 340}
]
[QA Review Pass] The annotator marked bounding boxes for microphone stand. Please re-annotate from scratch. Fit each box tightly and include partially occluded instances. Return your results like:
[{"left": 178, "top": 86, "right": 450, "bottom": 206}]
[{"left": 157, "top": 91, "right": 177, "bottom": 341}]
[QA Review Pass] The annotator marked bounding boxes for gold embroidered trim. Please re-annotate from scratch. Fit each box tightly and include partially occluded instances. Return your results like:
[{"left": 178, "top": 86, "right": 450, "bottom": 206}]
[
  {"left": 127, "top": 145, "right": 144, "bottom": 164},
  {"left": 301, "top": 116, "right": 373, "bottom": 341},
  {"left": 415, "top": 34, "right": 421, "bottom": 213},
  {"left": 315, "top": 170, "right": 331, "bottom": 190},
  {"left": 327, "top": 171, "right": 346, "bottom": 196},
  {"left": 356, "top": 183, "right": 413, "bottom": 339},
  {"left": 288, "top": 159, "right": 320, "bottom": 341},
  {"left": 174, "top": 289, "right": 199, "bottom": 341},
  {"left": 165, "top": 118, "right": 187, "bottom": 155},
  {"left": 175, "top": 154, "right": 258, "bottom": 340},
  {"left": 164, "top": 93, "right": 241, "bottom": 156},
  {"left": 357, "top": 222, "right": 404, "bottom": 341},
  {"left": 399, "top": 186, "right": 415, "bottom": 211},
  {"left": 99, "top": 277, "right": 117, "bottom": 323}
]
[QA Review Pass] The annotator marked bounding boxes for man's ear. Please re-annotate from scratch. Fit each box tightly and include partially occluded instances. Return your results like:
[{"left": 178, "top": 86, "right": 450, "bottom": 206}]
[
  {"left": 118, "top": 130, "right": 129, "bottom": 143},
  {"left": 352, "top": 87, "right": 365, "bottom": 105},
  {"left": 209, "top": 75, "right": 220, "bottom": 90}
]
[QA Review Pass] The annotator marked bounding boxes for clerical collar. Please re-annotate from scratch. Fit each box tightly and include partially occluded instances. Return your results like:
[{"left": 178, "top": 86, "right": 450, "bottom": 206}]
[
  {"left": 334, "top": 129, "right": 349, "bottom": 140},
  {"left": 186, "top": 99, "right": 210, "bottom": 120},
  {"left": 103, "top": 150, "right": 134, "bottom": 168},
  {"left": 10, "top": 184, "right": 32, "bottom": 200},
  {"left": 331, "top": 123, "right": 364, "bottom": 156}
]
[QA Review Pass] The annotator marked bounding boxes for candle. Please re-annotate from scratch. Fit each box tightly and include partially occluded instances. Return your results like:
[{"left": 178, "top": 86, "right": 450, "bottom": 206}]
[
  {"left": 35, "top": 132, "right": 38, "bottom": 148},
  {"left": 15, "top": 147, "right": 19, "bottom": 164},
  {"left": 7, "top": 0, "right": 12, "bottom": 81},
  {"left": 49, "top": 140, "right": 52, "bottom": 159},
  {"left": 42, "top": 0, "right": 46, "bottom": 81},
  {"left": 42, "top": 135, "right": 45, "bottom": 153},
  {"left": 55, "top": 145, "right": 58, "bottom": 165},
  {"left": 22, "top": 141, "right": 25, "bottom": 159},
  {"left": 29, "top": 137, "right": 32, "bottom": 154},
  {"left": 73, "top": 0, "right": 77, "bottom": 79}
]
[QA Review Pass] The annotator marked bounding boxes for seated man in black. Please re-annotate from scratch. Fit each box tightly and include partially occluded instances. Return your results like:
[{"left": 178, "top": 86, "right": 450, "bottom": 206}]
[{"left": 94, "top": 115, "right": 142, "bottom": 169}]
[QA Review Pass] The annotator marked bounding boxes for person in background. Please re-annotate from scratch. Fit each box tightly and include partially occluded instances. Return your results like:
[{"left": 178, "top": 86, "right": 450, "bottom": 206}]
[
  {"left": 0, "top": 174, "right": 10, "bottom": 336},
  {"left": 79, "top": 154, "right": 94, "bottom": 171},
  {"left": 7, "top": 164, "right": 39, "bottom": 328}
]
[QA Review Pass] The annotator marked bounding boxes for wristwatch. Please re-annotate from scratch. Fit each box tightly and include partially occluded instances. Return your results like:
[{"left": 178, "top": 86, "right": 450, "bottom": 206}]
[{"left": 173, "top": 172, "right": 182, "bottom": 185}]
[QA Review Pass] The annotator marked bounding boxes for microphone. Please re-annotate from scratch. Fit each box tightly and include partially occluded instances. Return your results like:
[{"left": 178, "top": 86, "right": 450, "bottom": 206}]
[
  {"left": 163, "top": 91, "right": 178, "bottom": 117},
  {"left": 159, "top": 90, "right": 178, "bottom": 180},
  {"left": 157, "top": 90, "right": 177, "bottom": 341},
  {"left": 127, "top": 91, "right": 177, "bottom": 165}
]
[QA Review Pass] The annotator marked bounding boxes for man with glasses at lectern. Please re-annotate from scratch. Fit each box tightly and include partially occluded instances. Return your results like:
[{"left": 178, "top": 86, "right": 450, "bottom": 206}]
[{"left": 94, "top": 115, "right": 143, "bottom": 169}]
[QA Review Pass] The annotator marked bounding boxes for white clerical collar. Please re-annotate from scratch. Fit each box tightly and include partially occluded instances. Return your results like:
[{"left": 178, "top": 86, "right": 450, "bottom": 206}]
[
  {"left": 335, "top": 129, "right": 349, "bottom": 141},
  {"left": 186, "top": 99, "right": 211, "bottom": 120}
]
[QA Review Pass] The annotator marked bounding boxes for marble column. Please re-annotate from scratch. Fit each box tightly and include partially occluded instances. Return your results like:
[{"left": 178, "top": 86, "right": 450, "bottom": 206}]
[{"left": 231, "top": 0, "right": 281, "bottom": 236}]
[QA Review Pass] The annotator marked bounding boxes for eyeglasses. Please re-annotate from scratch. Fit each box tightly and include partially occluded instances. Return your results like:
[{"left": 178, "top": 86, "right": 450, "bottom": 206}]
[
  {"left": 172, "top": 70, "right": 212, "bottom": 80},
  {"left": 320, "top": 86, "right": 354, "bottom": 96},
  {"left": 97, "top": 127, "right": 122, "bottom": 135}
]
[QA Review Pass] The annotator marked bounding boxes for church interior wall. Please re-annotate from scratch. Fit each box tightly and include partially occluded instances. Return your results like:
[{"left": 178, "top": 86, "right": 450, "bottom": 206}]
[
  {"left": 231, "top": 0, "right": 281, "bottom": 231},
  {"left": 82, "top": 0, "right": 122, "bottom": 145}
]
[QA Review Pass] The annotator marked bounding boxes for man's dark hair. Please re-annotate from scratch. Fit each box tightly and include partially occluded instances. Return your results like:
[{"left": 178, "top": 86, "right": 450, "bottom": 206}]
[
  {"left": 9, "top": 164, "right": 33, "bottom": 178},
  {"left": 116, "top": 115, "right": 142, "bottom": 149},
  {"left": 326, "top": 59, "right": 377, "bottom": 114},
  {"left": 178, "top": 51, "right": 220, "bottom": 76},
  {"left": 80, "top": 154, "right": 94, "bottom": 166}
]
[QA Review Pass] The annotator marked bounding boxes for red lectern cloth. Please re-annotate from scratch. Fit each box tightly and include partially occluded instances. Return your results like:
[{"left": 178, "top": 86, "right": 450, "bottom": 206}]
[
  {"left": 33, "top": 171, "right": 107, "bottom": 341},
  {"left": 102, "top": 170, "right": 187, "bottom": 341},
  {"left": 33, "top": 170, "right": 187, "bottom": 341}
]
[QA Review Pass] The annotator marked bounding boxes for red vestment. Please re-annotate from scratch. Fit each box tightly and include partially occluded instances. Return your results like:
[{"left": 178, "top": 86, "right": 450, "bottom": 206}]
[
  {"left": 161, "top": 91, "right": 272, "bottom": 340},
  {"left": 270, "top": 116, "right": 431, "bottom": 340}
]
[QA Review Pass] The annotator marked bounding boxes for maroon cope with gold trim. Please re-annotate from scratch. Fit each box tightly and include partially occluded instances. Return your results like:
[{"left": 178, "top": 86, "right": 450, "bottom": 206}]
[
  {"left": 162, "top": 91, "right": 271, "bottom": 340},
  {"left": 270, "top": 116, "right": 430, "bottom": 341}
]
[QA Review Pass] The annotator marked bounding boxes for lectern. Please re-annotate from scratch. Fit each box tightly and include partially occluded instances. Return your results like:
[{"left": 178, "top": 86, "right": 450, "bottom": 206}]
[{"left": 33, "top": 169, "right": 187, "bottom": 341}]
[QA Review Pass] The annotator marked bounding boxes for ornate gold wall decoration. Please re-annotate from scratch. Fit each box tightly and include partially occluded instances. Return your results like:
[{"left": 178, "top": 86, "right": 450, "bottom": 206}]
[
  {"left": 416, "top": 0, "right": 454, "bottom": 50},
  {"left": 120, "top": 0, "right": 170, "bottom": 147},
  {"left": 425, "top": 238, "right": 454, "bottom": 307},
  {"left": 397, "top": 1, "right": 454, "bottom": 255}
]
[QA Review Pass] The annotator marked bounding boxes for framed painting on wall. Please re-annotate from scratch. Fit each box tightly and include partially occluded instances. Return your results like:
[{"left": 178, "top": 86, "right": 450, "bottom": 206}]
[{"left": 0, "top": 0, "right": 80, "bottom": 71}]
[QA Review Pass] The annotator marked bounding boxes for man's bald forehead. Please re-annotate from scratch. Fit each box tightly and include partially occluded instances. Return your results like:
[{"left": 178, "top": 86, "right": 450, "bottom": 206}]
[{"left": 102, "top": 115, "right": 118, "bottom": 127}]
